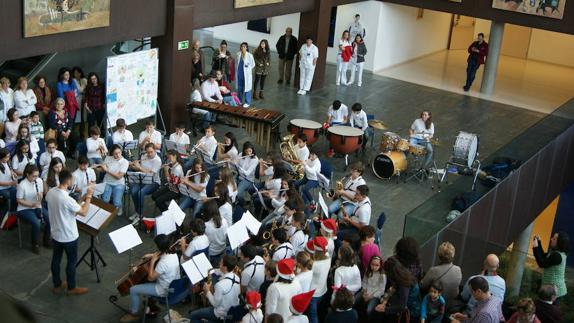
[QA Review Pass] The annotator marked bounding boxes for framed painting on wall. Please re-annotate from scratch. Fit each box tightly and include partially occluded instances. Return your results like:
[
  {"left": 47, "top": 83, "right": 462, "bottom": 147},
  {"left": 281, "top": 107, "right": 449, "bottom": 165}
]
[
  {"left": 235, "top": 0, "right": 283, "bottom": 9},
  {"left": 24, "top": 0, "right": 111, "bottom": 38},
  {"left": 492, "top": 0, "right": 566, "bottom": 19}
]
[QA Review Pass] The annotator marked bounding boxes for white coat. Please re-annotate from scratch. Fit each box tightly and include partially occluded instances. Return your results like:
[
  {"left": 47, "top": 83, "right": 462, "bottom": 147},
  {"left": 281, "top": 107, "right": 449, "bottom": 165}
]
[{"left": 236, "top": 51, "right": 255, "bottom": 93}]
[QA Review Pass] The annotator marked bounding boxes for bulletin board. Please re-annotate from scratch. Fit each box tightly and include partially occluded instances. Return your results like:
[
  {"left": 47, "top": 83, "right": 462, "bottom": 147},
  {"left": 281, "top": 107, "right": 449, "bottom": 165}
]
[{"left": 105, "top": 48, "right": 159, "bottom": 126}]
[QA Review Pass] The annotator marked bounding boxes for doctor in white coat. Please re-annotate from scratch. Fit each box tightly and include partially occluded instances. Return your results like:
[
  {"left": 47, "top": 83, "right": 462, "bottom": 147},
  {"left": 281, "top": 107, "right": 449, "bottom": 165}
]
[
  {"left": 235, "top": 42, "right": 256, "bottom": 107},
  {"left": 298, "top": 36, "right": 319, "bottom": 96}
]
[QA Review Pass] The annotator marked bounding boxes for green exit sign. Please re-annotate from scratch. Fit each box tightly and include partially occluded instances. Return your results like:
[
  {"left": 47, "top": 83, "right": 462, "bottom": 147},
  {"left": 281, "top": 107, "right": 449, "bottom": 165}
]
[{"left": 178, "top": 40, "right": 190, "bottom": 51}]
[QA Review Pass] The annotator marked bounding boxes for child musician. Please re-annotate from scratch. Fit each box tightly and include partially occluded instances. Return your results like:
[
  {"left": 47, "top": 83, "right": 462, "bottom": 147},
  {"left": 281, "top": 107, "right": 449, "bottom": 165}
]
[
  {"left": 112, "top": 118, "right": 134, "bottom": 145},
  {"left": 39, "top": 138, "right": 66, "bottom": 178},
  {"left": 179, "top": 218, "right": 209, "bottom": 262},
  {"left": 179, "top": 158, "right": 209, "bottom": 220},
  {"left": 151, "top": 150, "right": 184, "bottom": 212},
  {"left": 138, "top": 120, "right": 162, "bottom": 151},
  {"left": 168, "top": 123, "right": 191, "bottom": 152},
  {"left": 270, "top": 228, "right": 294, "bottom": 262},
  {"left": 295, "top": 148, "right": 321, "bottom": 207},
  {"left": 72, "top": 156, "right": 96, "bottom": 199},
  {"left": 290, "top": 212, "right": 309, "bottom": 255},
  {"left": 128, "top": 143, "right": 162, "bottom": 225},
  {"left": 235, "top": 142, "right": 259, "bottom": 207},
  {"left": 242, "top": 291, "right": 264, "bottom": 323},
  {"left": 327, "top": 161, "right": 366, "bottom": 218},
  {"left": 265, "top": 258, "right": 302, "bottom": 320},
  {"left": 85, "top": 126, "right": 107, "bottom": 165}
]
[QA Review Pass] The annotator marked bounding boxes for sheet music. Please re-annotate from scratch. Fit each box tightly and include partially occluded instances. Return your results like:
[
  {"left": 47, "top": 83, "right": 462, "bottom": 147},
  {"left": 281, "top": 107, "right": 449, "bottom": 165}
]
[
  {"left": 76, "top": 203, "right": 112, "bottom": 230},
  {"left": 165, "top": 140, "right": 188, "bottom": 155},
  {"left": 318, "top": 193, "right": 329, "bottom": 219},
  {"left": 181, "top": 253, "right": 213, "bottom": 285},
  {"left": 227, "top": 220, "right": 250, "bottom": 250},
  {"left": 240, "top": 211, "right": 261, "bottom": 235},
  {"left": 155, "top": 213, "right": 176, "bottom": 235},
  {"left": 167, "top": 200, "right": 186, "bottom": 227},
  {"left": 109, "top": 225, "right": 143, "bottom": 254}
]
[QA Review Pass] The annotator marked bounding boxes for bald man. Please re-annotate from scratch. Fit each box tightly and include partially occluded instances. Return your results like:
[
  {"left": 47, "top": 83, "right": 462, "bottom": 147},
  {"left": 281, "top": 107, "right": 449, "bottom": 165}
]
[
  {"left": 276, "top": 27, "right": 298, "bottom": 84},
  {"left": 460, "top": 254, "right": 506, "bottom": 313}
]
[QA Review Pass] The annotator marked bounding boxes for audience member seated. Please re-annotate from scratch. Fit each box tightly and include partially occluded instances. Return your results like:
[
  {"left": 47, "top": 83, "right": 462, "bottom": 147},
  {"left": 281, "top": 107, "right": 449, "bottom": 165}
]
[
  {"left": 13, "top": 77, "right": 37, "bottom": 119},
  {"left": 450, "top": 276, "right": 504, "bottom": 323},
  {"left": 48, "top": 98, "right": 74, "bottom": 156},
  {"left": 32, "top": 75, "right": 53, "bottom": 127},
  {"left": 215, "top": 69, "right": 237, "bottom": 106},
  {"left": 0, "top": 148, "right": 17, "bottom": 214}
]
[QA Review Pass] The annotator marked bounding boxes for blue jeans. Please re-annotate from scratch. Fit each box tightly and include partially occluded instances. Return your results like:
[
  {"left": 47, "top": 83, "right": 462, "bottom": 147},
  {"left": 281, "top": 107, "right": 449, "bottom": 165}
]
[
  {"left": 129, "top": 282, "right": 161, "bottom": 314},
  {"left": 409, "top": 137, "right": 434, "bottom": 168},
  {"left": 0, "top": 187, "right": 17, "bottom": 212},
  {"left": 328, "top": 199, "right": 356, "bottom": 218},
  {"left": 465, "top": 58, "right": 480, "bottom": 89},
  {"left": 102, "top": 183, "right": 125, "bottom": 209},
  {"left": 295, "top": 177, "right": 319, "bottom": 205},
  {"left": 189, "top": 306, "right": 220, "bottom": 323},
  {"left": 89, "top": 157, "right": 103, "bottom": 166},
  {"left": 222, "top": 95, "right": 237, "bottom": 106},
  {"left": 236, "top": 179, "right": 256, "bottom": 206},
  {"left": 18, "top": 208, "right": 50, "bottom": 244},
  {"left": 307, "top": 296, "right": 323, "bottom": 323},
  {"left": 130, "top": 183, "right": 159, "bottom": 215},
  {"left": 51, "top": 238, "right": 78, "bottom": 289},
  {"left": 179, "top": 196, "right": 204, "bottom": 219}
]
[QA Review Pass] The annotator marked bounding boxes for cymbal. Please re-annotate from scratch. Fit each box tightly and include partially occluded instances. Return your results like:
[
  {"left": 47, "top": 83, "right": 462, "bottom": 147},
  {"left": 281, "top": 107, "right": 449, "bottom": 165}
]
[{"left": 368, "top": 120, "right": 388, "bottom": 130}]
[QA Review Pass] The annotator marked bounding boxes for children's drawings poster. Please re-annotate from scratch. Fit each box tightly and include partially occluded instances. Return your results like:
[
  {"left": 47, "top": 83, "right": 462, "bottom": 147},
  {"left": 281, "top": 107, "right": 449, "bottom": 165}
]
[{"left": 106, "top": 49, "right": 159, "bottom": 126}]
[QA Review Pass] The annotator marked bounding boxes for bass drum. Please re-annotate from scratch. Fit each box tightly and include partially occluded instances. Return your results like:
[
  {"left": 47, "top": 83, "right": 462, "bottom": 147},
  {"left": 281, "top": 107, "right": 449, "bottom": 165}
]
[
  {"left": 453, "top": 131, "right": 479, "bottom": 168},
  {"left": 372, "top": 151, "right": 407, "bottom": 179}
]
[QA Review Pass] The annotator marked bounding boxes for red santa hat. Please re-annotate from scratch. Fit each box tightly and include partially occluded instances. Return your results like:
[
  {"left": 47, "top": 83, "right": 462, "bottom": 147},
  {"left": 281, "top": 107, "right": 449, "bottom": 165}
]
[
  {"left": 313, "top": 236, "right": 328, "bottom": 252},
  {"left": 321, "top": 219, "right": 337, "bottom": 235},
  {"left": 245, "top": 291, "right": 261, "bottom": 309},
  {"left": 290, "top": 289, "right": 316, "bottom": 315},
  {"left": 276, "top": 258, "right": 296, "bottom": 280},
  {"left": 305, "top": 239, "right": 315, "bottom": 254}
]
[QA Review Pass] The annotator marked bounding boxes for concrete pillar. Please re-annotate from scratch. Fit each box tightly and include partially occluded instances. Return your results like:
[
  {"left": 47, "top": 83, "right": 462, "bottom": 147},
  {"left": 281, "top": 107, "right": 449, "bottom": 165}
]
[
  {"left": 151, "top": 0, "right": 194, "bottom": 131},
  {"left": 506, "top": 222, "right": 534, "bottom": 299},
  {"left": 480, "top": 21, "right": 505, "bottom": 95}
]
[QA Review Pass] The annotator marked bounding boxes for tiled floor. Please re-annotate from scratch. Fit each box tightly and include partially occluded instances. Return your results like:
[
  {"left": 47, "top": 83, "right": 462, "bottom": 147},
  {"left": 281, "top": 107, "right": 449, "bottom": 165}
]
[{"left": 377, "top": 49, "right": 574, "bottom": 115}]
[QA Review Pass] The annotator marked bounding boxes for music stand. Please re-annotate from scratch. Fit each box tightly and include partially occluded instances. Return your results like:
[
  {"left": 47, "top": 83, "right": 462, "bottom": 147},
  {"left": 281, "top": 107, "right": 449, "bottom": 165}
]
[
  {"left": 76, "top": 198, "right": 117, "bottom": 283},
  {"left": 165, "top": 140, "right": 188, "bottom": 155},
  {"left": 127, "top": 171, "right": 155, "bottom": 229},
  {"left": 120, "top": 140, "right": 139, "bottom": 161}
]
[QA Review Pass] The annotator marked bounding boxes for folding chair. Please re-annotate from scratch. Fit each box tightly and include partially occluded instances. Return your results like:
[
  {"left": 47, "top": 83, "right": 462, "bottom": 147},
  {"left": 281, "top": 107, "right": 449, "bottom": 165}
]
[{"left": 143, "top": 278, "right": 190, "bottom": 323}]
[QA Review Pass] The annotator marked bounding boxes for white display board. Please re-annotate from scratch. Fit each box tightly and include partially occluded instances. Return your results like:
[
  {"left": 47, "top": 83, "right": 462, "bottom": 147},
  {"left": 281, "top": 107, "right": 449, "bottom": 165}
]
[{"left": 106, "top": 48, "right": 159, "bottom": 126}]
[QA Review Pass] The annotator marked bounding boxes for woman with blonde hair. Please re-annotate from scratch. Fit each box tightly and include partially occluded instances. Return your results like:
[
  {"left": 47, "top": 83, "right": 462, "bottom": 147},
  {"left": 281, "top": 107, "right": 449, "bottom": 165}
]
[
  {"left": 507, "top": 298, "right": 541, "bottom": 323},
  {"left": 420, "top": 241, "right": 462, "bottom": 302}
]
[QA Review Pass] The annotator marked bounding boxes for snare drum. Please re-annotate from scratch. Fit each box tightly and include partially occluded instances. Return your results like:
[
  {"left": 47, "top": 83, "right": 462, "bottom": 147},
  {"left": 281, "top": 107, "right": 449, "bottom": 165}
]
[
  {"left": 453, "top": 131, "right": 479, "bottom": 168},
  {"left": 372, "top": 151, "right": 407, "bottom": 179},
  {"left": 408, "top": 144, "right": 427, "bottom": 156},
  {"left": 327, "top": 126, "right": 364, "bottom": 154},
  {"left": 396, "top": 138, "right": 410, "bottom": 152},
  {"left": 380, "top": 132, "right": 401, "bottom": 152},
  {"left": 288, "top": 119, "right": 323, "bottom": 145}
]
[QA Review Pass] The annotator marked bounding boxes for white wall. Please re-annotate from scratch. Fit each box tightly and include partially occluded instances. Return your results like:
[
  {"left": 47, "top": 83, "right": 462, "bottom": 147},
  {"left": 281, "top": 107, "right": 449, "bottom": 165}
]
[
  {"left": 372, "top": 3, "right": 452, "bottom": 72},
  {"left": 208, "top": 13, "right": 301, "bottom": 51},
  {"left": 528, "top": 29, "right": 574, "bottom": 68}
]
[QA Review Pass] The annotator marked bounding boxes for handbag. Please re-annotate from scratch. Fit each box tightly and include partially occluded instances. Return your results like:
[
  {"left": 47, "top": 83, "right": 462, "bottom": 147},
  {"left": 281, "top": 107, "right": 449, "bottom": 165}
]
[{"left": 45, "top": 128, "right": 57, "bottom": 141}]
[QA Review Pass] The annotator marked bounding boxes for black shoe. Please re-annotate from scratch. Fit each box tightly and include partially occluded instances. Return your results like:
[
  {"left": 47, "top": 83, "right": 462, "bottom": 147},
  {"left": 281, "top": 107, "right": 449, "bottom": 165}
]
[
  {"left": 277, "top": 79, "right": 283, "bottom": 84},
  {"left": 463, "top": 86, "right": 469, "bottom": 92}
]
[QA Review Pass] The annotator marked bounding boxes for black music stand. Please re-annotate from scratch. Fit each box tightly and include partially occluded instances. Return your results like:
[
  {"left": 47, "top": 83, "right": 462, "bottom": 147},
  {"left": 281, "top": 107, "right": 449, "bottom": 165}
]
[
  {"left": 121, "top": 140, "right": 139, "bottom": 161},
  {"left": 76, "top": 198, "right": 117, "bottom": 283},
  {"left": 127, "top": 171, "right": 155, "bottom": 229}
]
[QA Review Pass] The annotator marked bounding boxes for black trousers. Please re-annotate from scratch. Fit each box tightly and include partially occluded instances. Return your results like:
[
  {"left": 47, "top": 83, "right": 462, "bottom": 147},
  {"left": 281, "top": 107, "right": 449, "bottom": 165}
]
[{"left": 152, "top": 186, "right": 180, "bottom": 212}]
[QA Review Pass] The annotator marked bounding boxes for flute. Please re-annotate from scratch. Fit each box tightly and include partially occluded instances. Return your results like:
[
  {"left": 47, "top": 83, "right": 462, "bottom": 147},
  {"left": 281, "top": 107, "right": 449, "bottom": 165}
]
[
  {"left": 259, "top": 188, "right": 289, "bottom": 194},
  {"left": 238, "top": 154, "right": 254, "bottom": 160}
]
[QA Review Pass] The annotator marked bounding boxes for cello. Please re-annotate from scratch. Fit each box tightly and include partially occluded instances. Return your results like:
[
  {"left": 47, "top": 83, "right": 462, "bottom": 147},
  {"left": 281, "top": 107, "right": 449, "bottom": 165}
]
[{"left": 115, "top": 252, "right": 160, "bottom": 296}]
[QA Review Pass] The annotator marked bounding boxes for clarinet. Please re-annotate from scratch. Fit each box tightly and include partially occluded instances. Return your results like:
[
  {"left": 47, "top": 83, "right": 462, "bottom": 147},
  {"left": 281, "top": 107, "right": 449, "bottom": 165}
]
[{"left": 34, "top": 179, "right": 44, "bottom": 225}]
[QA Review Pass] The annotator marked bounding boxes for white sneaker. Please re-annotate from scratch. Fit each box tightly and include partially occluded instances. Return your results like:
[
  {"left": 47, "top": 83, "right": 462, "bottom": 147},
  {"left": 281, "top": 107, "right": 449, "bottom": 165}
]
[
  {"left": 336, "top": 82, "right": 340, "bottom": 86},
  {"left": 242, "top": 103, "right": 249, "bottom": 108},
  {"left": 117, "top": 207, "right": 123, "bottom": 216},
  {"left": 358, "top": 83, "right": 362, "bottom": 87},
  {"left": 346, "top": 82, "right": 353, "bottom": 86},
  {"left": 297, "top": 90, "right": 303, "bottom": 95},
  {"left": 128, "top": 212, "right": 140, "bottom": 221},
  {"left": 300, "top": 90, "right": 307, "bottom": 95}
]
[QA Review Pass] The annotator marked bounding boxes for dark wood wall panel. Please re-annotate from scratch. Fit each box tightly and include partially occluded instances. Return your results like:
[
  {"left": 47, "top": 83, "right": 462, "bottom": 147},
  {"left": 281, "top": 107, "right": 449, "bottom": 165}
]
[
  {"left": 381, "top": 0, "right": 574, "bottom": 35},
  {"left": 0, "top": 0, "right": 168, "bottom": 61}
]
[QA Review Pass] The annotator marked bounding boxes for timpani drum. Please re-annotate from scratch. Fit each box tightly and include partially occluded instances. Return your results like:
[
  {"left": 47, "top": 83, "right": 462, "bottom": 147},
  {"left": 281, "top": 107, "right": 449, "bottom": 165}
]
[
  {"left": 372, "top": 151, "right": 408, "bottom": 179},
  {"left": 288, "top": 119, "right": 323, "bottom": 145},
  {"left": 453, "top": 131, "right": 479, "bottom": 168},
  {"left": 327, "top": 126, "right": 364, "bottom": 154}
]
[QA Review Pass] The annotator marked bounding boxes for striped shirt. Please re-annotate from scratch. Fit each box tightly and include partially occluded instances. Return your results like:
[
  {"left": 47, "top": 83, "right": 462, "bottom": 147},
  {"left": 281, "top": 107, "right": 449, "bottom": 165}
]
[
  {"left": 467, "top": 295, "right": 503, "bottom": 323},
  {"left": 29, "top": 121, "right": 45, "bottom": 142}
]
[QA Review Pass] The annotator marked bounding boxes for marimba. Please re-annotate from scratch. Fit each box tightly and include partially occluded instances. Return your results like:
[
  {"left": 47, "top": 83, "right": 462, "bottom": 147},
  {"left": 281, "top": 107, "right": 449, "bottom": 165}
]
[{"left": 187, "top": 102, "right": 285, "bottom": 151}]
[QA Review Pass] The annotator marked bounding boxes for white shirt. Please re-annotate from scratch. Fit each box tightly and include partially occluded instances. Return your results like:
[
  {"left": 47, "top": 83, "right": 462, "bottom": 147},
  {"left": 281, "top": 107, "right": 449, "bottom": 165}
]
[
  {"left": 351, "top": 197, "right": 371, "bottom": 225},
  {"left": 266, "top": 280, "right": 302, "bottom": 320},
  {"left": 0, "top": 163, "right": 14, "bottom": 189},
  {"left": 241, "top": 256, "right": 266, "bottom": 292},
  {"left": 299, "top": 44, "right": 319, "bottom": 68},
  {"left": 310, "top": 258, "right": 331, "bottom": 297},
  {"left": 410, "top": 118, "right": 434, "bottom": 140},
  {"left": 222, "top": 146, "right": 239, "bottom": 162},
  {"left": 201, "top": 80, "right": 223, "bottom": 102},
  {"left": 342, "top": 176, "right": 366, "bottom": 202},
  {"left": 169, "top": 132, "right": 190, "bottom": 148},
  {"left": 72, "top": 168, "right": 96, "bottom": 195},
  {"left": 12, "top": 154, "right": 35, "bottom": 179},
  {"left": 272, "top": 242, "right": 294, "bottom": 261},
  {"left": 241, "top": 309, "right": 263, "bottom": 323},
  {"left": 327, "top": 104, "right": 349, "bottom": 124},
  {"left": 206, "top": 218, "right": 229, "bottom": 256},
  {"left": 39, "top": 150, "right": 66, "bottom": 177},
  {"left": 4, "top": 120, "right": 21, "bottom": 143},
  {"left": 198, "top": 135, "right": 217, "bottom": 162},
  {"left": 334, "top": 265, "right": 362, "bottom": 293},
  {"left": 295, "top": 270, "right": 314, "bottom": 293},
  {"left": 180, "top": 171, "right": 208, "bottom": 200},
  {"left": 264, "top": 178, "right": 282, "bottom": 199},
  {"left": 304, "top": 158, "right": 321, "bottom": 181},
  {"left": 103, "top": 156, "right": 129, "bottom": 185},
  {"left": 237, "top": 155, "right": 259, "bottom": 182},
  {"left": 112, "top": 129, "right": 134, "bottom": 144},
  {"left": 338, "top": 39, "right": 352, "bottom": 55},
  {"left": 348, "top": 21, "right": 366, "bottom": 40},
  {"left": 86, "top": 137, "right": 107, "bottom": 159},
  {"left": 228, "top": 183, "right": 237, "bottom": 203},
  {"left": 183, "top": 234, "right": 210, "bottom": 259},
  {"left": 138, "top": 129, "right": 162, "bottom": 146},
  {"left": 296, "top": 145, "right": 309, "bottom": 162},
  {"left": 207, "top": 272, "right": 241, "bottom": 319},
  {"left": 290, "top": 230, "right": 308, "bottom": 256},
  {"left": 190, "top": 89, "right": 202, "bottom": 103},
  {"left": 154, "top": 253, "right": 181, "bottom": 296},
  {"left": 219, "top": 202, "right": 232, "bottom": 225},
  {"left": 362, "top": 272, "right": 387, "bottom": 298},
  {"left": 327, "top": 238, "right": 335, "bottom": 259},
  {"left": 46, "top": 187, "right": 81, "bottom": 243},
  {"left": 13, "top": 89, "right": 37, "bottom": 117},
  {"left": 350, "top": 110, "right": 369, "bottom": 131},
  {"left": 0, "top": 88, "right": 14, "bottom": 121},
  {"left": 16, "top": 178, "right": 43, "bottom": 211},
  {"left": 139, "top": 154, "right": 162, "bottom": 184},
  {"left": 286, "top": 315, "right": 309, "bottom": 323}
]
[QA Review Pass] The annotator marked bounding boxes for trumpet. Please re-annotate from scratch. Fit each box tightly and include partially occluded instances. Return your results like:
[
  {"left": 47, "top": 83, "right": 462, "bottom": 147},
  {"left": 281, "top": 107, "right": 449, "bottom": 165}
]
[{"left": 326, "top": 174, "right": 350, "bottom": 199}]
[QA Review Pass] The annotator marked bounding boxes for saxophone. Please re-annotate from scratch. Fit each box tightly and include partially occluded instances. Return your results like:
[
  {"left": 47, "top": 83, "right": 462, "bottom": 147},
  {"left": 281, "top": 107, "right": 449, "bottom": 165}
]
[
  {"left": 279, "top": 134, "right": 304, "bottom": 180},
  {"left": 326, "top": 176, "right": 347, "bottom": 199},
  {"left": 262, "top": 219, "right": 279, "bottom": 241}
]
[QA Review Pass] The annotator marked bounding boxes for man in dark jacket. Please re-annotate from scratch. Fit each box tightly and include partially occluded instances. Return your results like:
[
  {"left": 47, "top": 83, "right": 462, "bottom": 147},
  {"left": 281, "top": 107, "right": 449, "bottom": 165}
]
[
  {"left": 275, "top": 27, "right": 298, "bottom": 85},
  {"left": 463, "top": 33, "right": 489, "bottom": 92},
  {"left": 535, "top": 285, "right": 563, "bottom": 323}
]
